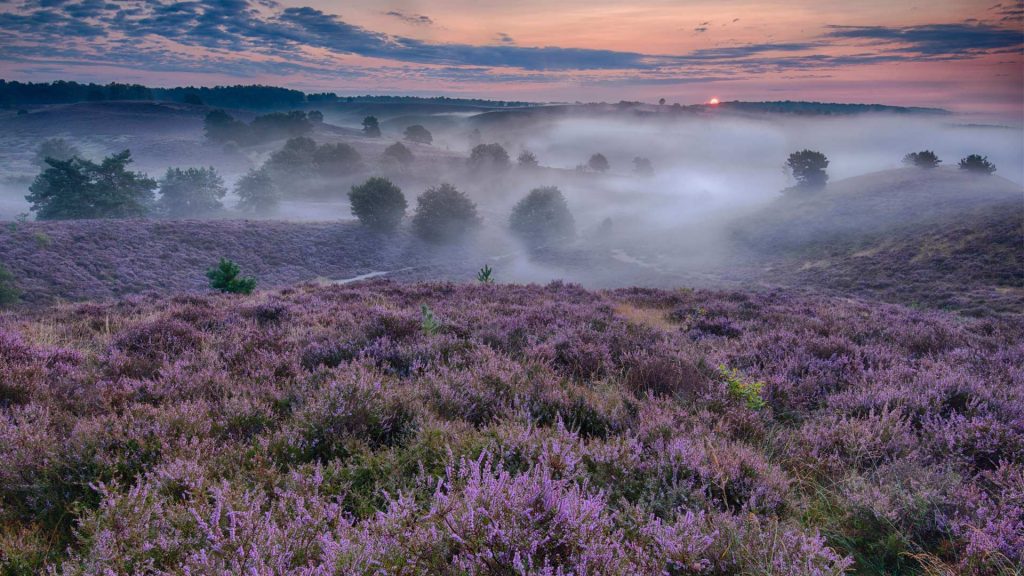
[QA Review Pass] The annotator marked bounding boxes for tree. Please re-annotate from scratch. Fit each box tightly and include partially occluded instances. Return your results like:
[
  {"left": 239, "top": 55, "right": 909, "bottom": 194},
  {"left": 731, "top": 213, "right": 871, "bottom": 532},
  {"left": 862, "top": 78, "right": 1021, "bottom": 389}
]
[
  {"left": 158, "top": 166, "right": 226, "bottom": 218},
  {"left": 235, "top": 167, "right": 279, "bottom": 214},
  {"left": 509, "top": 186, "right": 575, "bottom": 247},
  {"left": 903, "top": 150, "right": 941, "bottom": 169},
  {"left": 659, "top": 98, "right": 666, "bottom": 106},
  {"left": 349, "top": 177, "right": 407, "bottom": 231},
  {"left": 265, "top": 137, "right": 317, "bottom": 180},
  {"left": 313, "top": 142, "right": 362, "bottom": 177},
  {"left": 958, "top": 154, "right": 996, "bottom": 175},
  {"left": 249, "top": 111, "right": 312, "bottom": 142},
  {"left": 633, "top": 156, "right": 653, "bottom": 176},
  {"left": 517, "top": 150, "right": 539, "bottom": 168},
  {"left": 0, "top": 263, "right": 20, "bottom": 307},
  {"left": 404, "top": 124, "right": 433, "bottom": 144},
  {"left": 183, "top": 92, "right": 203, "bottom": 105},
  {"left": 785, "top": 149, "right": 829, "bottom": 189},
  {"left": 412, "top": 183, "right": 481, "bottom": 243},
  {"left": 33, "top": 138, "right": 81, "bottom": 167},
  {"left": 206, "top": 258, "right": 256, "bottom": 294},
  {"left": 26, "top": 150, "right": 157, "bottom": 220},
  {"left": 588, "top": 153, "right": 610, "bottom": 173},
  {"left": 308, "top": 110, "right": 324, "bottom": 123},
  {"left": 467, "top": 143, "right": 510, "bottom": 172},
  {"left": 203, "top": 109, "right": 246, "bottom": 143},
  {"left": 382, "top": 142, "right": 414, "bottom": 166},
  {"left": 362, "top": 116, "right": 381, "bottom": 138}
]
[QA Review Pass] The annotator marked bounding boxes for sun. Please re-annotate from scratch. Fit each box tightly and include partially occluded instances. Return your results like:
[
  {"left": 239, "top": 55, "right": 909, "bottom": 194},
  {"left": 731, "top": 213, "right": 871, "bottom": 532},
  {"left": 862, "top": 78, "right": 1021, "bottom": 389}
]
[{"left": 708, "top": 97, "right": 720, "bottom": 106}]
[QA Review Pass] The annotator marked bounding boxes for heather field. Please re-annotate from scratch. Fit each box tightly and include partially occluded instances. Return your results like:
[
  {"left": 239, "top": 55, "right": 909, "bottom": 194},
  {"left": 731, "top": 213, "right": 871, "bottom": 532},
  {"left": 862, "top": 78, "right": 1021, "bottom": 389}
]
[{"left": 1, "top": 281, "right": 1021, "bottom": 574}]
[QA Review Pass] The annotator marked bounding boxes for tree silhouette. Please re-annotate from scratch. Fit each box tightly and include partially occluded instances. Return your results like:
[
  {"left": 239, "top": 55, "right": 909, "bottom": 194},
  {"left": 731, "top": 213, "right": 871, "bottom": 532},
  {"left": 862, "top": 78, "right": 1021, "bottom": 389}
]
[
  {"left": 785, "top": 150, "right": 829, "bottom": 190},
  {"left": 958, "top": 154, "right": 996, "bottom": 175},
  {"left": 902, "top": 150, "right": 941, "bottom": 169}
]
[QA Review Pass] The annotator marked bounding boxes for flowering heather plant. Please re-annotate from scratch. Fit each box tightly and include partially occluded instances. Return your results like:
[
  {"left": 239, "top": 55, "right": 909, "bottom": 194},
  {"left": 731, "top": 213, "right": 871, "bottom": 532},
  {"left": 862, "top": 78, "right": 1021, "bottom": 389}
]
[{"left": 0, "top": 280, "right": 1020, "bottom": 574}]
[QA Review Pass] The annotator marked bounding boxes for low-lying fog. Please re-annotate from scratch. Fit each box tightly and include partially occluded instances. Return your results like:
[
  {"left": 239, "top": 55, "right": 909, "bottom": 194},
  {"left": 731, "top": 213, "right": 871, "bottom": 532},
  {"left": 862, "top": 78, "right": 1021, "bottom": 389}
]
[{"left": 1, "top": 106, "right": 1021, "bottom": 288}]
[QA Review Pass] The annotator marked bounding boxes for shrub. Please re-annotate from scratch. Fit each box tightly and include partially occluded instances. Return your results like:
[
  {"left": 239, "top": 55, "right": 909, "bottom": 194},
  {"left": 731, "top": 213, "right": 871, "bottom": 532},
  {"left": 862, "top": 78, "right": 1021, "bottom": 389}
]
[
  {"left": 234, "top": 167, "right": 279, "bottom": 214},
  {"left": 157, "top": 166, "right": 226, "bottom": 218},
  {"left": 509, "top": 186, "right": 575, "bottom": 247},
  {"left": 362, "top": 116, "right": 381, "bottom": 138},
  {"left": 381, "top": 142, "right": 414, "bottom": 166},
  {"left": 902, "top": 150, "right": 941, "bottom": 169},
  {"left": 411, "top": 183, "right": 481, "bottom": 243},
  {"left": 719, "top": 366, "right": 766, "bottom": 410},
  {"left": 26, "top": 150, "right": 157, "bottom": 220},
  {"left": 959, "top": 154, "right": 996, "bottom": 175},
  {"left": 420, "top": 304, "right": 440, "bottom": 335},
  {"left": 785, "top": 149, "right": 829, "bottom": 190},
  {"left": 206, "top": 258, "right": 256, "bottom": 294},
  {"left": 0, "top": 263, "right": 20, "bottom": 307},
  {"left": 588, "top": 153, "right": 610, "bottom": 173},
  {"left": 633, "top": 156, "right": 653, "bottom": 176},
  {"left": 313, "top": 142, "right": 362, "bottom": 177},
  {"left": 403, "top": 124, "right": 433, "bottom": 144},
  {"left": 477, "top": 265, "right": 494, "bottom": 283},
  {"left": 348, "top": 177, "right": 407, "bottom": 231},
  {"left": 517, "top": 150, "right": 539, "bottom": 168},
  {"left": 33, "top": 138, "right": 81, "bottom": 167},
  {"left": 467, "top": 143, "right": 510, "bottom": 172}
]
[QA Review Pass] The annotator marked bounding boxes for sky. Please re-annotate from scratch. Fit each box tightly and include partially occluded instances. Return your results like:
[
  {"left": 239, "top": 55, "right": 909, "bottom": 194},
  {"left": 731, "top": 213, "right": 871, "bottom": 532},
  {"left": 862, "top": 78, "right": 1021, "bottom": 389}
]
[{"left": 0, "top": 0, "right": 1022, "bottom": 117}]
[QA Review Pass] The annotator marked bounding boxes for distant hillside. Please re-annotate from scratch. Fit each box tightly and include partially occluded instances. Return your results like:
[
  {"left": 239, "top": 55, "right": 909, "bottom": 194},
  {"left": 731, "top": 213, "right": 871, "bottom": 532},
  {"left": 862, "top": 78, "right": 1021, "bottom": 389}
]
[
  {"left": 733, "top": 168, "right": 1024, "bottom": 314},
  {"left": 711, "top": 100, "right": 948, "bottom": 115}
]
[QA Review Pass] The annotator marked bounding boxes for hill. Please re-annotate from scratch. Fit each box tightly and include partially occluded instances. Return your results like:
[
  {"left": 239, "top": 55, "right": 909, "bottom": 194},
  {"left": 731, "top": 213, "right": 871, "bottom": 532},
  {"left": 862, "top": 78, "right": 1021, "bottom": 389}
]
[
  {"left": 0, "top": 219, "right": 488, "bottom": 306},
  {"left": 731, "top": 168, "right": 1024, "bottom": 314},
  {"left": 1, "top": 280, "right": 1020, "bottom": 573}
]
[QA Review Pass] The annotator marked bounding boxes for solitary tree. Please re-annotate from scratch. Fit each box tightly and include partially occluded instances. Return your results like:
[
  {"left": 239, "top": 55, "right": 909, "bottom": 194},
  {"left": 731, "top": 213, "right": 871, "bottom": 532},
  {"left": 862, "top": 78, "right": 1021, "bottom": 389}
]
[
  {"left": 349, "top": 177, "right": 407, "bottom": 231},
  {"left": 633, "top": 156, "right": 653, "bottom": 176},
  {"left": 158, "top": 166, "right": 227, "bottom": 218},
  {"left": 412, "top": 183, "right": 481, "bottom": 243},
  {"left": 404, "top": 125, "right": 433, "bottom": 144},
  {"left": 468, "top": 143, "right": 510, "bottom": 172},
  {"left": 382, "top": 142, "right": 415, "bottom": 166},
  {"left": 588, "top": 153, "right": 610, "bottom": 173},
  {"left": 362, "top": 116, "right": 381, "bottom": 138},
  {"left": 958, "top": 154, "right": 996, "bottom": 175},
  {"left": 509, "top": 186, "right": 575, "bottom": 247},
  {"left": 517, "top": 150, "right": 539, "bottom": 168},
  {"left": 313, "top": 142, "right": 362, "bottom": 177},
  {"left": 235, "top": 167, "right": 279, "bottom": 214},
  {"left": 33, "top": 138, "right": 81, "bottom": 168},
  {"left": 785, "top": 149, "right": 829, "bottom": 190},
  {"left": 308, "top": 110, "right": 324, "bottom": 123},
  {"left": 903, "top": 150, "right": 941, "bottom": 169},
  {"left": 206, "top": 258, "right": 256, "bottom": 294},
  {"left": 26, "top": 150, "right": 157, "bottom": 220}
]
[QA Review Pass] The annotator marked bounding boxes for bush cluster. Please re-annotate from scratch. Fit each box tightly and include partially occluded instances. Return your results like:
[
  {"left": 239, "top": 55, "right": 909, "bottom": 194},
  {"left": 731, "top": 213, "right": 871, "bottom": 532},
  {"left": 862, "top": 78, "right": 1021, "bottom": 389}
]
[{"left": 1, "top": 282, "right": 1018, "bottom": 573}]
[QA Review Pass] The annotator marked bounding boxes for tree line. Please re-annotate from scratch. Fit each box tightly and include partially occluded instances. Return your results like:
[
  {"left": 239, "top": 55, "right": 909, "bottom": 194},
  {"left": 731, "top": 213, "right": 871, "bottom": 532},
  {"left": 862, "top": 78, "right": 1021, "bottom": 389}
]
[{"left": 0, "top": 79, "right": 531, "bottom": 110}]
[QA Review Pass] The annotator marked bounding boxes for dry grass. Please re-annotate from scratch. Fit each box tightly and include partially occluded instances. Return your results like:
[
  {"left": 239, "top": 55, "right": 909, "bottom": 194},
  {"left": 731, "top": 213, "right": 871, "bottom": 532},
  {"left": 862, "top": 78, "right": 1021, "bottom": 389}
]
[{"left": 612, "top": 302, "right": 677, "bottom": 331}]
